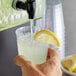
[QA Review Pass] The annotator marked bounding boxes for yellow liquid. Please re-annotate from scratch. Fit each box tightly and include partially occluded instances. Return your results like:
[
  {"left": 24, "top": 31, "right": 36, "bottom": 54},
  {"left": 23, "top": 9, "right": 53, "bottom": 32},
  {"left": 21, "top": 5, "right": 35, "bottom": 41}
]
[{"left": 17, "top": 34, "right": 49, "bottom": 64}]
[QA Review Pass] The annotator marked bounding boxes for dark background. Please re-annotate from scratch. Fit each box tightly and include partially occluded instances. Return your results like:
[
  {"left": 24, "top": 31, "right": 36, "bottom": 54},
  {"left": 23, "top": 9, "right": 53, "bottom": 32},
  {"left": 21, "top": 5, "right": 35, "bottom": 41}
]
[{"left": 0, "top": 23, "right": 30, "bottom": 76}]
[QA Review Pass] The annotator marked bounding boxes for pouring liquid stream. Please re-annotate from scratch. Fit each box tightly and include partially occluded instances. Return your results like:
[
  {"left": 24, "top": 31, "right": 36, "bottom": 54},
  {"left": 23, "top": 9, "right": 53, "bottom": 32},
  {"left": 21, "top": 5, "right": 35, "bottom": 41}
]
[{"left": 30, "top": 19, "right": 34, "bottom": 38}]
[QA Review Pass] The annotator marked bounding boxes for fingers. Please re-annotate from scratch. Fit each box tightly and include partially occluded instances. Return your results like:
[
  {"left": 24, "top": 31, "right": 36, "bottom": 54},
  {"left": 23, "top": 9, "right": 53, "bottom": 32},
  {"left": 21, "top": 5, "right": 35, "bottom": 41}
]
[
  {"left": 46, "top": 48, "right": 59, "bottom": 61},
  {"left": 14, "top": 55, "right": 33, "bottom": 66},
  {"left": 14, "top": 55, "right": 45, "bottom": 76}
]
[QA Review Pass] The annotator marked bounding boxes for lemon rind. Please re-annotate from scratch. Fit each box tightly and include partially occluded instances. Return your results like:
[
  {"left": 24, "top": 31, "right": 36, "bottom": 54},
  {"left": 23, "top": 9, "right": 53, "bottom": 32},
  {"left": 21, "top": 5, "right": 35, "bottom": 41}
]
[{"left": 34, "top": 30, "right": 61, "bottom": 47}]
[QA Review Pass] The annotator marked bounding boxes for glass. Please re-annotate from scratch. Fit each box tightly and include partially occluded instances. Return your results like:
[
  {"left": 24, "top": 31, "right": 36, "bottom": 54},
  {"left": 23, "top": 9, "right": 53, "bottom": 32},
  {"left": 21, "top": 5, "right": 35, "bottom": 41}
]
[{"left": 16, "top": 26, "right": 50, "bottom": 64}]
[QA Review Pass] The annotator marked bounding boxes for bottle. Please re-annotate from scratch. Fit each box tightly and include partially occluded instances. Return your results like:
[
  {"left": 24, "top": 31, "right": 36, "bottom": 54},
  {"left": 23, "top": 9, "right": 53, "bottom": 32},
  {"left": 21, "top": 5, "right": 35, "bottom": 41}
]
[{"left": 35, "top": 0, "right": 65, "bottom": 59}]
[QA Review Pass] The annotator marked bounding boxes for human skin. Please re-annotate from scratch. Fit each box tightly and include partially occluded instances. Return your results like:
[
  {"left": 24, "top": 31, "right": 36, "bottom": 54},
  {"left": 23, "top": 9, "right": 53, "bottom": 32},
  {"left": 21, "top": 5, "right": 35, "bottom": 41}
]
[{"left": 14, "top": 48, "right": 62, "bottom": 76}]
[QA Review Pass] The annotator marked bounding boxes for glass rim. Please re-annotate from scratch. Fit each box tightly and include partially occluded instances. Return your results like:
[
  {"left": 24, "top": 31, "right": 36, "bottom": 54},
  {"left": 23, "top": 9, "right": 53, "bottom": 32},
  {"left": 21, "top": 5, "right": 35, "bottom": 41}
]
[
  {"left": 15, "top": 26, "right": 59, "bottom": 49},
  {"left": 15, "top": 26, "right": 31, "bottom": 35}
]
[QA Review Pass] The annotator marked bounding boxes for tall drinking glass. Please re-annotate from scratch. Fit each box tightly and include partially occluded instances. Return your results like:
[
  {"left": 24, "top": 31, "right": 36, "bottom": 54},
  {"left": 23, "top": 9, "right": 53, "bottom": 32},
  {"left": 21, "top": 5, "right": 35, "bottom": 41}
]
[{"left": 15, "top": 26, "right": 50, "bottom": 64}]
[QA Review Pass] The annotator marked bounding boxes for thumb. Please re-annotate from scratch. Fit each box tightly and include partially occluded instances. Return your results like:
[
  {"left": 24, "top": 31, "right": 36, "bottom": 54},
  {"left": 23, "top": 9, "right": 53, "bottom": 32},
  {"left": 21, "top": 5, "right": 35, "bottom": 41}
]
[
  {"left": 46, "top": 48, "right": 60, "bottom": 67},
  {"left": 46, "top": 48, "right": 59, "bottom": 61}
]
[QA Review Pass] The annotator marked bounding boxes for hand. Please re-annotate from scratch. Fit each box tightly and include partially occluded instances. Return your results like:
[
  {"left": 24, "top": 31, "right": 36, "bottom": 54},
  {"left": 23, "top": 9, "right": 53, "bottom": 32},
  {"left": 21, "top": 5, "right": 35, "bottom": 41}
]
[{"left": 14, "top": 48, "right": 62, "bottom": 76}]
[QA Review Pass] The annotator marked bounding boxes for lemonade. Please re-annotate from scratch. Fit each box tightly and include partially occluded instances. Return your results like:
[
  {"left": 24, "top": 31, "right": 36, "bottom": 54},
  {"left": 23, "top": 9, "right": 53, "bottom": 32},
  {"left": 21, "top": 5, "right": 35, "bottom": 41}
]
[
  {"left": 17, "top": 34, "right": 49, "bottom": 64},
  {"left": 16, "top": 26, "right": 49, "bottom": 64}
]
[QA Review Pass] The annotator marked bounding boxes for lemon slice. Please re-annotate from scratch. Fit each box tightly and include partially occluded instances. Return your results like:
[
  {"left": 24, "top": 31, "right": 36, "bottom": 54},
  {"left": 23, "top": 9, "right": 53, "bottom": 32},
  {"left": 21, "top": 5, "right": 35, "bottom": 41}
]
[
  {"left": 62, "top": 55, "right": 76, "bottom": 72},
  {"left": 34, "top": 30, "right": 61, "bottom": 47}
]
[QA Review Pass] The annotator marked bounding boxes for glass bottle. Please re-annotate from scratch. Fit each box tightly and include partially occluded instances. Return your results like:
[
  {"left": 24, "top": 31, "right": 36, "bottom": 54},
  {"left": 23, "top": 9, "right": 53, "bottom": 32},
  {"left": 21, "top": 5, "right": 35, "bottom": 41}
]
[{"left": 35, "top": 0, "right": 65, "bottom": 59}]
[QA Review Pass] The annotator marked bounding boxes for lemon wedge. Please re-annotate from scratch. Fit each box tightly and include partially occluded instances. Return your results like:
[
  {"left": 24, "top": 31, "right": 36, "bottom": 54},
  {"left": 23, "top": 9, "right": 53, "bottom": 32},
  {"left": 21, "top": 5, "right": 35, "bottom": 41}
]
[
  {"left": 62, "top": 55, "right": 76, "bottom": 72},
  {"left": 34, "top": 30, "right": 61, "bottom": 47}
]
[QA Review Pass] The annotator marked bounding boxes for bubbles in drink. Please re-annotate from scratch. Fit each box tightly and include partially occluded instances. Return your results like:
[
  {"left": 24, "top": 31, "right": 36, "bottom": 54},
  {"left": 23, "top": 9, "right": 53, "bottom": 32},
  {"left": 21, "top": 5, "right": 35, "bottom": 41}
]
[{"left": 17, "top": 34, "right": 49, "bottom": 64}]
